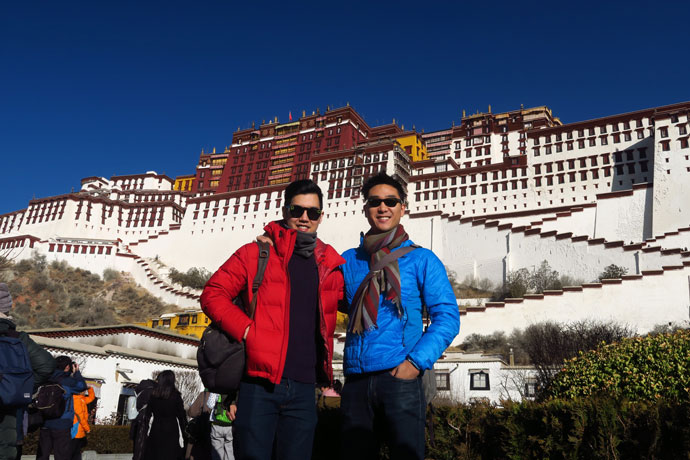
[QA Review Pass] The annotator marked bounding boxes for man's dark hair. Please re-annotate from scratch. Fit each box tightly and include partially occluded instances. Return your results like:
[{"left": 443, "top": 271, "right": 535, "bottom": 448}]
[
  {"left": 361, "top": 172, "right": 407, "bottom": 203},
  {"left": 55, "top": 355, "right": 72, "bottom": 372},
  {"left": 284, "top": 179, "right": 323, "bottom": 209}
]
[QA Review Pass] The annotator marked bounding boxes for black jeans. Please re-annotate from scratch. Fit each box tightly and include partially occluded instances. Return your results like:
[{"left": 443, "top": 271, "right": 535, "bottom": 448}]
[
  {"left": 340, "top": 370, "right": 426, "bottom": 460},
  {"left": 36, "top": 427, "right": 72, "bottom": 460},
  {"left": 70, "top": 437, "right": 87, "bottom": 460},
  {"left": 234, "top": 378, "right": 317, "bottom": 460}
]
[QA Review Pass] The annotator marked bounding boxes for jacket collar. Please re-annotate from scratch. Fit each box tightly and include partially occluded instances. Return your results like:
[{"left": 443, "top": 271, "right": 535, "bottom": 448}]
[
  {"left": 358, "top": 232, "right": 414, "bottom": 251},
  {"left": 264, "top": 220, "right": 345, "bottom": 270},
  {"left": 264, "top": 221, "right": 297, "bottom": 260}
]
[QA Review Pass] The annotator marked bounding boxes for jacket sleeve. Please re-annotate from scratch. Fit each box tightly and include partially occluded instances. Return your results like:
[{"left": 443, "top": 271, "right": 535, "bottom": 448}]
[
  {"left": 200, "top": 244, "right": 254, "bottom": 341},
  {"left": 76, "top": 395, "right": 91, "bottom": 433},
  {"left": 63, "top": 372, "right": 88, "bottom": 396},
  {"left": 406, "top": 251, "right": 460, "bottom": 371},
  {"left": 187, "top": 391, "right": 208, "bottom": 418},
  {"left": 21, "top": 333, "right": 56, "bottom": 388},
  {"left": 84, "top": 386, "right": 95, "bottom": 405}
]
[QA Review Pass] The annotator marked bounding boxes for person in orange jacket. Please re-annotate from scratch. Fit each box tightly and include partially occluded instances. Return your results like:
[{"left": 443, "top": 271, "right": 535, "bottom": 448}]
[{"left": 70, "top": 386, "right": 95, "bottom": 460}]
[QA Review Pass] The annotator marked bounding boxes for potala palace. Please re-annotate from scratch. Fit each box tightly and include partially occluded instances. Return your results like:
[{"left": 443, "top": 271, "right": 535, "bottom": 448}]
[{"left": 3, "top": 101, "right": 690, "bottom": 347}]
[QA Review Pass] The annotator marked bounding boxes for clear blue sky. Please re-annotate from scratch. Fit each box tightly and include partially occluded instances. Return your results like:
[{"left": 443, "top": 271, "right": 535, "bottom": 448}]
[{"left": 2, "top": 1, "right": 689, "bottom": 214}]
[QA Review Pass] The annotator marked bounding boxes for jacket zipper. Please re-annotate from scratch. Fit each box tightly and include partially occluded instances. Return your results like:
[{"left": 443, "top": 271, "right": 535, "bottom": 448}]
[
  {"left": 317, "top": 262, "right": 337, "bottom": 383},
  {"left": 275, "top": 232, "right": 295, "bottom": 385}
]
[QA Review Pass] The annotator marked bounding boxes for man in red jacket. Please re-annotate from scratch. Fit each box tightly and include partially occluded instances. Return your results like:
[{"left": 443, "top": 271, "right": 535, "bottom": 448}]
[{"left": 201, "top": 179, "right": 344, "bottom": 460}]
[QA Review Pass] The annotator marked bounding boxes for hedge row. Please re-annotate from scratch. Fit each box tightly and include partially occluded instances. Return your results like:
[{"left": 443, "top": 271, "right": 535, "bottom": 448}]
[
  {"left": 22, "top": 398, "right": 690, "bottom": 459},
  {"left": 314, "top": 398, "right": 690, "bottom": 460},
  {"left": 425, "top": 399, "right": 690, "bottom": 460},
  {"left": 22, "top": 425, "right": 132, "bottom": 454}
]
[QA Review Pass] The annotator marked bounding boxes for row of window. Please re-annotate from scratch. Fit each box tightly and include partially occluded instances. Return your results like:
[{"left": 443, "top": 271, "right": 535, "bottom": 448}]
[
  {"left": 535, "top": 162, "right": 648, "bottom": 186},
  {"left": 48, "top": 243, "right": 113, "bottom": 255},
  {"left": 659, "top": 125, "right": 688, "bottom": 138},
  {"left": 534, "top": 130, "right": 649, "bottom": 156},
  {"left": 534, "top": 119, "right": 648, "bottom": 144},
  {"left": 414, "top": 167, "right": 528, "bottom": 191},
  {"left": 534, "top": 150, "right": 643, "bottom": 174}
]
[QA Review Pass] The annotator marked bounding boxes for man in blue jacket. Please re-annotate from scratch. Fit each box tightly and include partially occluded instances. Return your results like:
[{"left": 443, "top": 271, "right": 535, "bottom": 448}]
[
  {"left": 340, "top": 172, "right": 460, "bottom": 460},
  {"left": 37, "top": 355, "right": 87, "bottom": 460}
]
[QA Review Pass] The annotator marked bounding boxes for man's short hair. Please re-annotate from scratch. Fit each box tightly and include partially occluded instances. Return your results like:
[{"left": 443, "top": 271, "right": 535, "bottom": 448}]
[
  {"left": 361, "top": 172, "right": 407, "bottom": 203},
  {"left": 284, "top": 180, "right": 323, "bottom": 209},
  {"left": 55, "top": 355, "right": 72, "bottom": 371}
]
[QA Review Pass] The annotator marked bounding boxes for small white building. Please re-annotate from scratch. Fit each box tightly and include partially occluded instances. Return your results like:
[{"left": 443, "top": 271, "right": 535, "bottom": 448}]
[
  {"left": 332, "top": 351, "right": 538, "bottom": 406},
  {"left": 29, "top": 325, "right": 200, "bottom": 423}
]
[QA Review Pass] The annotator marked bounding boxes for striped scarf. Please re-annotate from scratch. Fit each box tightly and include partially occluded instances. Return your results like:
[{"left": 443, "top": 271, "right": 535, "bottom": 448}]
[{"left": 348, "top": 225, "right": 409, "bottom": 334}]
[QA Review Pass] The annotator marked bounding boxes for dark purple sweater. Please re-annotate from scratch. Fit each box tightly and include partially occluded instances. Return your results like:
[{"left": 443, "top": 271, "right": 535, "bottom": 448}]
[{"left": 282, "top": 253, "right": 319, "bottom": 384}]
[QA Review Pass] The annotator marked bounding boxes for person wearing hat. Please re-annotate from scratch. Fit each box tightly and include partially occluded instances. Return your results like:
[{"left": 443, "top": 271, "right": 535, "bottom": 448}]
[{"left": 0, "top": 283, "right": 56, "bottom": 459}]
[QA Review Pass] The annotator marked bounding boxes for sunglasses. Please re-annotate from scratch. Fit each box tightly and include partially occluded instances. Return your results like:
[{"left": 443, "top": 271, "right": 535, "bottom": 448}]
[
  {"left": 286, "top": 204, "right": 322, "bottom": 220},
  {"left": 366, "top": 198, "right": 403, "bottom": 208}
]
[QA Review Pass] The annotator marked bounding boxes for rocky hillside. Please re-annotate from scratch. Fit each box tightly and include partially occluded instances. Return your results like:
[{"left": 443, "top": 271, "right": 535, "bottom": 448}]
[{"left": 0, "top": 253, "right": 179, "bottom": 328}]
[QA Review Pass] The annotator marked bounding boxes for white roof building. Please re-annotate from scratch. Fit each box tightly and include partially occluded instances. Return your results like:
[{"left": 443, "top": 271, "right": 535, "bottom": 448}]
[{"left": 29, "top": 325, "right": 200, "bottom": 423}]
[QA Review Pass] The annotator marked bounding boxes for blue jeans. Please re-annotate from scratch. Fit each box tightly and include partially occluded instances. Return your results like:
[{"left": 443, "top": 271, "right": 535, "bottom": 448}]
[
  {"left": 234, "top": 378, "right": 317, "bottom": 460},
  {"left": 340, "top": 370, "right": 426, "bottom": 460}
]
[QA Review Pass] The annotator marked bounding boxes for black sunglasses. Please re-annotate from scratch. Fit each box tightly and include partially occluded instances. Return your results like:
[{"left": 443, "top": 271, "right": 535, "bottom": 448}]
[
  {"left": 286, "top": 204, "right": 322, "bottom": 220},
  {"left": 366, "top": 198, "right": 403, "bottom": 208}
]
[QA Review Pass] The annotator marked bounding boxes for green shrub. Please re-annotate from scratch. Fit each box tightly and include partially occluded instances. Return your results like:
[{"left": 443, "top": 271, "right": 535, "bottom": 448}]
[
  {"left": 529, "top": 260, "right": 562, "bottom": 293},
  {"left": 22, "top": 425, "right": 132, "bottom": 454},
  {"left": 18, "top": 399, "right": 690, "bottom": 458},
  {"left": 501, "top": 261, "right": 576, "bottom": 299},
  {"left": 311, "top": 398, "right": 690, "bottom": 459},
  {"left": 103, "top": 268, "right": 121, "bottom": 282},
  {"left": 505, "top": 268, "right": 530, "bottom": 298},
  {"left": 599, "top": 264, "right": 628, "bottom": 280},
  {"left": 169, "top": 267, "right": 212, "bottom": 290},
  {"left": 548, "top": 329, "right": 690, "bottom": 401}
]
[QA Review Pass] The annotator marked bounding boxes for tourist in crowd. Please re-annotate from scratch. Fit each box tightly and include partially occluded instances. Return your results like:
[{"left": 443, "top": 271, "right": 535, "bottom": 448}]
[
  {"left": 186, "top": 390, "right": 237, "bottom": 460},
  {"left": 317, "top": 379, "right": 342, "bottom": 409},
  {"left": 130, "top": 379, "right": 156, "bottom": 460},
  {"left": 339, "top": 172, "right": 460, "bottom": 460},
  {"left": 207, "top": 393, "right": 236, "bottom": 460},
  {"left": 202, "top": 179, "right": 344, "bottom": 460},
  {"left": 70, "top": 385, "right": 95, "bottom": 460},
  {"left": 143, "top": 370, "right": 187, "bottom": 460},
  {"left": 37, "top": 356, "right": 87, "bottom": 460},
  {"left": 0, "top": 283, "right": 56, "bottom": 460}
]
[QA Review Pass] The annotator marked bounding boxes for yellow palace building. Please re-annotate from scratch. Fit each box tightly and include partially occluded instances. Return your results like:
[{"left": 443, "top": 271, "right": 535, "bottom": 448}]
[{"left": 140, "top": 310, "right": 210, "bottom": 338}]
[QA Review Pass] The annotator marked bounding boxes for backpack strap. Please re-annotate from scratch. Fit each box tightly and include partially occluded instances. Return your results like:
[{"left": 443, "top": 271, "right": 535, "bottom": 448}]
[
  {"left": 0, "top": 328, "right": 20, "bottom": 339},
  {"left": 247, "top": 241, "right": 270, "bottom": 319}
]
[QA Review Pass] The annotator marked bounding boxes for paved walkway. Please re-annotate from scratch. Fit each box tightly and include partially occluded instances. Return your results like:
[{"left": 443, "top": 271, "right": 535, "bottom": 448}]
[{"left": 23, "top": 452, "right": 131, "bottom": 460}]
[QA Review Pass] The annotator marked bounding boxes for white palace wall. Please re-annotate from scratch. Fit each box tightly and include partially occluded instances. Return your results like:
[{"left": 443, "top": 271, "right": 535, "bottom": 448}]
[
  {"left": 535, "top": 205, "right": 597, "bottom": 236},
  {"left": 594, "top": 185, "right": 654, "bottom": 242},
  {"left": 454, "top": 264, "right": 690, "bottom": 345},
  {"left": 652, "top": 112, "right": 690, "bottom": 236}
]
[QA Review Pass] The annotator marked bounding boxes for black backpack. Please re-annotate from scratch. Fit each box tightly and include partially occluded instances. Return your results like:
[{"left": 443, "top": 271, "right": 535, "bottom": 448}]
[
  {"left": 0, "top": 329, "right": 34, "bottom": 407},
  {"left": 134, "top": 379, "right": 156, "bottom": 411},
  {"left": 197, "top": 241, "right": 270, "bottom": 393},
  {"left": 33, "top": 383, "right": 66, "bottom": 420}
]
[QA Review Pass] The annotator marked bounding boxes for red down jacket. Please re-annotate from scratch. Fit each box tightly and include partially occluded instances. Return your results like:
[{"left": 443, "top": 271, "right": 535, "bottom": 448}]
[{"left": 201, "top": 220, "right": 345, "bottom": 385}]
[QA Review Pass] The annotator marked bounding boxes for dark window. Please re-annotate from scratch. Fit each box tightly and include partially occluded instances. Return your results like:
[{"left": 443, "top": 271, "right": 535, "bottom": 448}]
[{"left": 470, "top": 371, "right": 490, "bottom": 390}]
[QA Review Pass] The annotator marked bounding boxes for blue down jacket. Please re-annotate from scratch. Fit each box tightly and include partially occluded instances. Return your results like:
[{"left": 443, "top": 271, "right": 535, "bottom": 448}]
[{"left": 342, "top": 238, "right": 460, "bottom": 375}]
